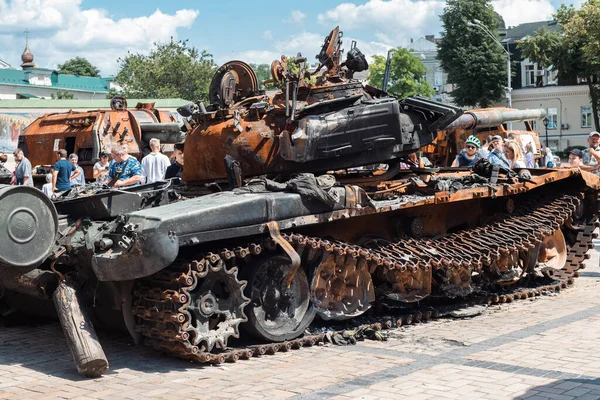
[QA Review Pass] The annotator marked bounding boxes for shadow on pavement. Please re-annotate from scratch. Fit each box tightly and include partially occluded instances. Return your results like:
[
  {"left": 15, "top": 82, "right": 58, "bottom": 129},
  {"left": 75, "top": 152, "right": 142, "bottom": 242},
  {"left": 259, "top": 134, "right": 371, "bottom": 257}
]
[
  {"left": 579, "top": 271, "right": 600, "bottom": 278},
  {"left": 0, "top": 318, "right": 204, "bottom": 380},
  {"left": 515, "top": 378, "right": 600, "bottom": 399}
]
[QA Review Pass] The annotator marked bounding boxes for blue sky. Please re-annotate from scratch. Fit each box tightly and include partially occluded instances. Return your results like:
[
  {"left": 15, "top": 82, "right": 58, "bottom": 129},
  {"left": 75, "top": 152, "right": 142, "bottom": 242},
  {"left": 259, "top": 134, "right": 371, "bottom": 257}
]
[{"left": 0, "top": 0, "right": 582, "bottom": 76}]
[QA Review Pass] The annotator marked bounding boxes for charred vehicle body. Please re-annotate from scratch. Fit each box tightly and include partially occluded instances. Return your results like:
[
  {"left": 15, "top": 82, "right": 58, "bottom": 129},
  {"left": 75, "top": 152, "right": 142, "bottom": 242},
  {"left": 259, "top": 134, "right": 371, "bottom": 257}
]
[{"left": 0, "top": 27, "right": 598, "bottom": 377}]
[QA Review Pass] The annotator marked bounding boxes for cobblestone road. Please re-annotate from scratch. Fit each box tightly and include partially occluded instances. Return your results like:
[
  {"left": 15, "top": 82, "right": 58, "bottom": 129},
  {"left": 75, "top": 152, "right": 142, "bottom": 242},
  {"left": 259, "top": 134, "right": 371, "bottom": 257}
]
[{"left": 1, "top": 239, "right": 600, "bottom": 400}]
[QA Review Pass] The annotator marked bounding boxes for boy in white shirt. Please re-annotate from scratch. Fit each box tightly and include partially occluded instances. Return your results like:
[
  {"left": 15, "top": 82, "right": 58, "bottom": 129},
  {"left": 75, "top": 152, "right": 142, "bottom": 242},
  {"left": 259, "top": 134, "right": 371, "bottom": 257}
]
[{"left": 42, "top": 173, "right": 53, "bottom": 198}]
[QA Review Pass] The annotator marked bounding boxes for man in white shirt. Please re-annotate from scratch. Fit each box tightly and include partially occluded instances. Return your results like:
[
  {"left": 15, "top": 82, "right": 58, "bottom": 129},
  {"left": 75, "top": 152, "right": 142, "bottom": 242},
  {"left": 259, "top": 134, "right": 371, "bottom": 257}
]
[
  {"left": 42, "top": 173, "right": 53, "bottom": 198},
  {"left": 141, "top": 138, "right": 170, "bottom": 184}
]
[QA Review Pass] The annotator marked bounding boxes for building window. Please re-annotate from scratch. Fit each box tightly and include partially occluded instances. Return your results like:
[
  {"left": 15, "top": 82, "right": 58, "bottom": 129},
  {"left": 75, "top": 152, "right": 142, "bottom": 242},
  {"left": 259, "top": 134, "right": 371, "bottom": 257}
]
[
  {"left": 524, "top": 65, "right": 535, "bottom": 87},
  {"left": 546, "top": 69, "right": 558, "bottom": 85},
  {"left": 434, "top": 71, "right": 443, "bottom": 87},
  {"left": 547, "top": 108, "right": 558, "bottom": 129},
  {"left": 582, "top": 106, "right": 593, "bottom": 128}
]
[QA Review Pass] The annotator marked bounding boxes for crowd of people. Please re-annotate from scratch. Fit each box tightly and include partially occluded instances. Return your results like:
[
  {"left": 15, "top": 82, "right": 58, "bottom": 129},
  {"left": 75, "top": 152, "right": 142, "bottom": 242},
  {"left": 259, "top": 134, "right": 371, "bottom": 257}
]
[
  {"left": 11, "top": 137, "right": 184, "bottom": 198},
  {"left": 451, "top": 131, "right": 600, "bottom": 173}
]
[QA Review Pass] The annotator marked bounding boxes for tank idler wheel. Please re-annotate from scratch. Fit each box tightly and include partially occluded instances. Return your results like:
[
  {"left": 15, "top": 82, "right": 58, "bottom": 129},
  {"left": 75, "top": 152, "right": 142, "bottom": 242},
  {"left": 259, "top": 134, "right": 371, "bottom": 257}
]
[
  {"left": 242, "top": 255, "right": 315, "bottom": 342},
  {"left": 185, "top": 262, "right": 250, "bottom": 352},
  {"left": 311, "top": 254, "right": 375, "bottom": 320},
  {"left": 538, "top": 229, "right": 568, "bottom": 276}
]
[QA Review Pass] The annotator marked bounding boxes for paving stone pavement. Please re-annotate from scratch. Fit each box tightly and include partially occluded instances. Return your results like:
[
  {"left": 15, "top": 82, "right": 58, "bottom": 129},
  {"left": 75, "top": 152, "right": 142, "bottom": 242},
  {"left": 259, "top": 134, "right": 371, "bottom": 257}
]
[{"left": 1, "top": 239, "right": 600, "bottom": 400}]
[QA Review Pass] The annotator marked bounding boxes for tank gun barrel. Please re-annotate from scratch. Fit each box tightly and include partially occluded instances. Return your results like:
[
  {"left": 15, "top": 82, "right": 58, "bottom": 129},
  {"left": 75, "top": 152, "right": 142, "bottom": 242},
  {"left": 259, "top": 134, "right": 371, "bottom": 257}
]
[{"left": 443, "top": 108, "right": 547, "bottom": 131}]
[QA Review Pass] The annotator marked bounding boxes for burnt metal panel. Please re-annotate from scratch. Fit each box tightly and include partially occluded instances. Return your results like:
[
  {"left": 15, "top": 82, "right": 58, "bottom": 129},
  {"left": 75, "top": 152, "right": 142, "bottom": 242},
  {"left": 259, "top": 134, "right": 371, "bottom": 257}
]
[{"left": 53, "top": 181, "right": 170, "bottom": 220}]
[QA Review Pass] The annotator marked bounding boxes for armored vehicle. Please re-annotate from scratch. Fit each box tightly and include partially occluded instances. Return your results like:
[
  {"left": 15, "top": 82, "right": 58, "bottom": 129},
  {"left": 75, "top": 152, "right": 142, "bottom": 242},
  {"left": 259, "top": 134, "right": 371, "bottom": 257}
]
[
  {"left": 0, "top": 27, "right": 598, "bottom": 377},
  {"left": 18, "top": 97, "right": 185, "bottom": 181},
  {"left": 0, "top": 153, "right": 10, "bottom": 184}
]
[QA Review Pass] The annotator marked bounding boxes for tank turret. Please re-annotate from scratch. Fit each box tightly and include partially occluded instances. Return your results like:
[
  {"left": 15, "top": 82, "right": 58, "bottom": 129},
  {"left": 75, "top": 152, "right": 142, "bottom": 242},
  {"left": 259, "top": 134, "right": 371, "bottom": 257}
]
[{"left": 180, "top": 27, "right": 461, "bottom": 185}]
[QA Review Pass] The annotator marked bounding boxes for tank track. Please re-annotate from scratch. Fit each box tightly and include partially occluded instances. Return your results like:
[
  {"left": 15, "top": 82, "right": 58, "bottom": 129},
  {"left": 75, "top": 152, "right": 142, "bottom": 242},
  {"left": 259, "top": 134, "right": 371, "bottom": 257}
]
[{"left": 132, "top": 192, "right": 598, "bottom": 364}]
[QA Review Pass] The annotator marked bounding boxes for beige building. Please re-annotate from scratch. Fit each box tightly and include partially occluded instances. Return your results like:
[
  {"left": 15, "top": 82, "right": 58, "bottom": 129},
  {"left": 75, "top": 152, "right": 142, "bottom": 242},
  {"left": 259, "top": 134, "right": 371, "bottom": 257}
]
[
  {"left": 408, "top": 36, "right": 454, "bottom": 105},
  {"left": 511, "top": 85, "right": 593, "bottom": 151}
]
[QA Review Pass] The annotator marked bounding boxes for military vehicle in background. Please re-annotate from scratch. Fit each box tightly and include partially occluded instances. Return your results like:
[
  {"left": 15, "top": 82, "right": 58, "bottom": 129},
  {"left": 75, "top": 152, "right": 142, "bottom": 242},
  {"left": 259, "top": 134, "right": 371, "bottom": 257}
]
[
  {"left": 423, "top": 108, "right": 546, "bottom": 167},
  {"left": 0, "top": 26, "right": 598, "bottom": 379},
  {"left": 0, "top": 153, "right": 11, "bottom": 184},
  {"left": 17, "top": 97, "right": 185, "bottom": 181}
]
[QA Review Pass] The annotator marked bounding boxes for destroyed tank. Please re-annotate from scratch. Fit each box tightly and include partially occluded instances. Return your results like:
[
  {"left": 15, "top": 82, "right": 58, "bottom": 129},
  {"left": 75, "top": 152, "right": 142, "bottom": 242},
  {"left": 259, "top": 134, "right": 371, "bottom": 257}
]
[
  {"left": 0, "top": 27, "right": 599, "bottom": 377},
  {"left": 18, "top": 97, "right": 185, "bottom": 181},
  {"left": 422, "top": 108, "right": 546, "bottom": 167},
  {"left": 0, "top": 153, "right": 10, "bottom": 184}
]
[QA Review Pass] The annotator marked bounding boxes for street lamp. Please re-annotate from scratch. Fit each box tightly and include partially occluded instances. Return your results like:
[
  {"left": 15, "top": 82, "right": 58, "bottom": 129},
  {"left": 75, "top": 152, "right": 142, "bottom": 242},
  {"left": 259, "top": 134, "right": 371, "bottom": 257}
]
[
  {"left": 543, "top": 117, "right": 549, "bottom": 148},
  {"left": 466, "top": 20, "right": 512, "bottom": 110}
]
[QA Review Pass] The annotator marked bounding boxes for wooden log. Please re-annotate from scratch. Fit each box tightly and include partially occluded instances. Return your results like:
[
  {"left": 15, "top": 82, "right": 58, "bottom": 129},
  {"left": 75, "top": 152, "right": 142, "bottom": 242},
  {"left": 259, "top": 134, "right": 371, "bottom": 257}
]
[{"left": 53, "top": 279, "right": 109, "bottom": 377}]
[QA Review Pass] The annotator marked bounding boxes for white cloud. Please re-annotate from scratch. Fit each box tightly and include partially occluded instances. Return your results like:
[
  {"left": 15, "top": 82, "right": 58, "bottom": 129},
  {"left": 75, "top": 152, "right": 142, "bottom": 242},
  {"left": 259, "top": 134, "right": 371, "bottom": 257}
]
[
  {"left": 284, "top": 10, "right": 306, "bottom": 24},
  {"left": 492, "top": 0, "right": 555, "bottom": 27},
  {"left": 224, "top": 50, "right": 280, "bottom": 66},
  {"left": 317, "top": 0, "right": 445, "bottom": 43},
  {"left": 0, "top": 0, "right": 80, "bottom": 31},
  {"left": 0, "top": 1, "right": 199, "bottom": 75},
  {"left": 317, "top": 0, "right": 559, "bottom": 50},
  {"left": 263, "top": 30, "right": 274, "bottom": 40}
]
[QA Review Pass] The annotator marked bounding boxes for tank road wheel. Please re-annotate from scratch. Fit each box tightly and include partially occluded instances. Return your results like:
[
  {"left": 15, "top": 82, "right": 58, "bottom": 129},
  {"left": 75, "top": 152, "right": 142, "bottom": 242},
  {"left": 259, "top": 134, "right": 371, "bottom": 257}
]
[
  {"left": 243, "top": 255, "right": 315, "bottom": 342},
  {"left": 184, "top": 262, "right": 250, "bottom": 352},
  {"left": 538, "top": 229, "right": 568, "bottom": 275},
  {"left": 311, "top": 254, "right": 375, "bottom": 320}
]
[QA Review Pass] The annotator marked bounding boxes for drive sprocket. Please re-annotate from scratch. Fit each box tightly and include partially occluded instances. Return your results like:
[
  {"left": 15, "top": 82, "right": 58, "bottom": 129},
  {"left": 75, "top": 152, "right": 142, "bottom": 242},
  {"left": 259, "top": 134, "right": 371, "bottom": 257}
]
[{"left": 184, "top": 259, "right": 250, "bottom": 352}]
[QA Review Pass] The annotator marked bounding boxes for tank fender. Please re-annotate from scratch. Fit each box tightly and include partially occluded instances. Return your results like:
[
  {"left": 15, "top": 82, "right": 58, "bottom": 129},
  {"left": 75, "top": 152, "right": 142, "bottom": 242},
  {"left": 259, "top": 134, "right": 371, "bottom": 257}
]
[
  {"left": 580, "top": 170, "right": 600, "bottom": 191},
  {"left": 91, "top": 230, "right": 179, "bottom": 281}
]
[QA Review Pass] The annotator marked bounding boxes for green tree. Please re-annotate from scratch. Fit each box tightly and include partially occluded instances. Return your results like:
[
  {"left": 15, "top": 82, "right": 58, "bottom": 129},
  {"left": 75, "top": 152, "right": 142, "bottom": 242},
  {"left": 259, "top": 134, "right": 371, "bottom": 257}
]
[
  {"left": 113, "top": 39, "right": 217, "bottom": 101},
  {"left": 249, "top": 63, "right": 277, "bottom": 90},
  {"left": 105, "top": 87, "right": 122, "bottom": 99},
  {"left": 366, "top": 48, "right": 435, "bottom": 98},
  {"left": 51, "top": 90, "right": 75, "bottom": 99},
  {"left": 519, "top": 1, "right": 600, "bottom": 129},
  {"left": 57, "top": 57, "right": 100, "bottom": 77},
  {"left": 437, "top": 0, "right": 507, "bottom": 107}
]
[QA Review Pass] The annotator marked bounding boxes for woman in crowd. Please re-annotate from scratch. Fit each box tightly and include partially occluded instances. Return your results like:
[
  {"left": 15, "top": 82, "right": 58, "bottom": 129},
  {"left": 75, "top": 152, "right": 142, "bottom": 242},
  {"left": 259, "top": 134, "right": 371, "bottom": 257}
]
[
  {"left": 504, "top": 140, "right": 526, "bottom": 169},
  {"left": 524, "top": 143, "right": 536, "bottom": 168},
  {"left": 93, "top": 151, "right": 111, "bottom": 185},
  {"left": 545, "top": 147, "right": 555, "bottom": 168}
]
